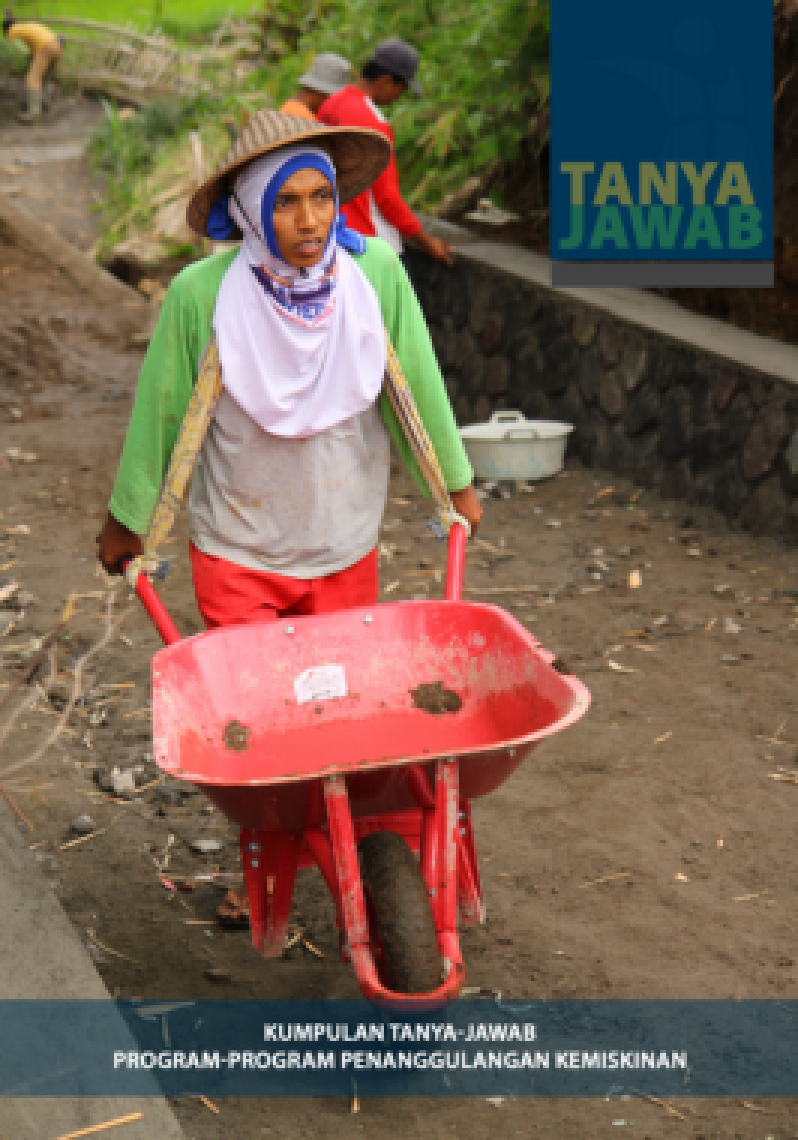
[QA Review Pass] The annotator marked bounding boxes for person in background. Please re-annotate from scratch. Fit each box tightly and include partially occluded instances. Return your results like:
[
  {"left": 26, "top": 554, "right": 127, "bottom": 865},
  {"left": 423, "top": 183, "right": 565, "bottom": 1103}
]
[
  {"left": 280, "top": 52, "right": 352, "bottom": 122},
  {"left": 318, "top": 38, "right": 455, "bottom": 273},
  {"left": 2, "top": 13, "right": 64, "bottom": 122}
]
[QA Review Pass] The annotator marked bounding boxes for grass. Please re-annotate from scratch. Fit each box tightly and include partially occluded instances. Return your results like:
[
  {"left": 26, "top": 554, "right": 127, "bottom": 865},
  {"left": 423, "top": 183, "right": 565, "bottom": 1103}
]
[
  {"left": 90, "top": 93, "right": 242, "bottom": 258},
  {"left": 6, "top": 0, "right": 261, "bottom": 35}
]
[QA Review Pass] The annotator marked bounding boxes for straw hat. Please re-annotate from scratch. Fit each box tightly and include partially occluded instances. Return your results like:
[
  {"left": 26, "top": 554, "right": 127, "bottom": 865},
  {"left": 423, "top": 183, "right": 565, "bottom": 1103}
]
[{"left": 187, "top": 108, "right": 390, "bottom": 239}]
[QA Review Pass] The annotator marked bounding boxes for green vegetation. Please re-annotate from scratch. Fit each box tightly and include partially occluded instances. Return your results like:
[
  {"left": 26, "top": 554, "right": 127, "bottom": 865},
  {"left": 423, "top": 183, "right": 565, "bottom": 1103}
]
[
  {"left": 6, "top": 0, "right": 259, "bottom": 34},
  {"left": 91, "top": 93, "right": 219, "bottom": 213},
  {"left": 89, "top": 94, "right": 241, "bottom": 258},
  {"left": 267, "top": 0, "right": 549, "bottom": 211}
]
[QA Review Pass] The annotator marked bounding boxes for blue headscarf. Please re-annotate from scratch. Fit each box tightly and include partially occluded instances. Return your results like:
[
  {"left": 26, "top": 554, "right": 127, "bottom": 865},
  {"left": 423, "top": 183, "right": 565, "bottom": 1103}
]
[{"left": 206, "top": 148, "right": 365, "bottom": 255}]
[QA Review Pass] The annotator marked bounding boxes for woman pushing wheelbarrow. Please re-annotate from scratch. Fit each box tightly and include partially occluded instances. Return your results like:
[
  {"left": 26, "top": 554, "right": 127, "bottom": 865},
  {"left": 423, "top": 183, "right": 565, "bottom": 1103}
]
[
  {"left": 97, "top": 115, "right": 481, "bottom": 922},
  {"left": 96, "top": 109, "right": 589, "bottom": 1006}
]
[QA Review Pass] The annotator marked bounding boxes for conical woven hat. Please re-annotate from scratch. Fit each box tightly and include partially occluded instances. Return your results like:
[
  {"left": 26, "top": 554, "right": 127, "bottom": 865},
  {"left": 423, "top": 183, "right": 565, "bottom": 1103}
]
[{"left": 187, "top": 109, "right": 390, "bottom": 239}]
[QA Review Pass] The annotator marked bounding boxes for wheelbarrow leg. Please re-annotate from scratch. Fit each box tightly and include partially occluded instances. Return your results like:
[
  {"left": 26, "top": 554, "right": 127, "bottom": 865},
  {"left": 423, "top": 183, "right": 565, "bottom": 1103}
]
[
  {"left": 420, "top": 805, "right": 438, "bottom": 909},
  {"left": 262, "top": 831, "right": 299, "bottom": 958},
  {"left": 415, "top": 761, "right": 464, "bottom": 962},
  {"left": 407, "top": 764, "right": 440, "bottom": 914},
  {"left": 431, "top": 760, "right": 462, "bottom": 979},
  {"left": 456, "top": 800, "right": 486, "bottom": 925},
  {"left": 240, "top": 828, "right": 298, "bottom": 956},
  {"left": 323, "top": 775, "right": 381, "bottom": 996},
  {"left": 241, "top": 827, "right": 267, "bottom": 952},
  {"left": 303, "top": 828, "right": 348, "bottom": 959}
]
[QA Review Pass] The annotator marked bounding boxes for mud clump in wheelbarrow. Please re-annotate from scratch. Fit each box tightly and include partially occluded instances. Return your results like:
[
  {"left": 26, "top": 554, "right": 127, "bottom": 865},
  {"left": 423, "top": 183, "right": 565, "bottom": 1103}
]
[
  {"left": 223, "top": 719, "right": 251, "bottom": 752},
  {"left": 410, "top": 681, "right": 463, "bottom": 715}
]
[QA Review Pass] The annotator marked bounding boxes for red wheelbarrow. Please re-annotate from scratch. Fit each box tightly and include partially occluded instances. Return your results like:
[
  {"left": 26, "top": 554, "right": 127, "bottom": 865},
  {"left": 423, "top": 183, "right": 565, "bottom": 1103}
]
[{"left": 127, "top": 525, "right": 590, "bottom": 1008}]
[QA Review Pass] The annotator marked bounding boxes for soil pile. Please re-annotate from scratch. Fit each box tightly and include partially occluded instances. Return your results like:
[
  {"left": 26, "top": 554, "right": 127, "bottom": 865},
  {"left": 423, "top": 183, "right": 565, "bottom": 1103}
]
[{"left": 410, "top": 681, "right": 463, "bottom": 715}]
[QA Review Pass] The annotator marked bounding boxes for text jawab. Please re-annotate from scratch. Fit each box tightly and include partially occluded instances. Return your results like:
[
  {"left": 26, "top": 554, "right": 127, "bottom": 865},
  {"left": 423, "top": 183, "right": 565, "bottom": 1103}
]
[{"left": 559, "top": 205, "right": 763, "bottom": 252}]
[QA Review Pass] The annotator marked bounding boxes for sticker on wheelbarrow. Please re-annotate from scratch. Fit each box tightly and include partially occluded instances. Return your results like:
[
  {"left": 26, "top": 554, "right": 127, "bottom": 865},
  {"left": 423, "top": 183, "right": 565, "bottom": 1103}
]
[{"left": 293, "top": 664, "right": 347, "bottom": 705}]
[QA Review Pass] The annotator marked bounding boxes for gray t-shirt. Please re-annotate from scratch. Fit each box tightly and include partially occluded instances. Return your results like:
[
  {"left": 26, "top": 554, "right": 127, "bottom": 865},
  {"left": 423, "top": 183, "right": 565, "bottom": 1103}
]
[{"left": 188, "top": 390, "right": 390, "bottom": 578}]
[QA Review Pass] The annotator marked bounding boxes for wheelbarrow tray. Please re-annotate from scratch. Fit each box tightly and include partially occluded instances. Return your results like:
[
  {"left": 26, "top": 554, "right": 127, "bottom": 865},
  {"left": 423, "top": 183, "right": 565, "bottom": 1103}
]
[{"left": 152, "top": 600, "right": 589, "bottom": 831}]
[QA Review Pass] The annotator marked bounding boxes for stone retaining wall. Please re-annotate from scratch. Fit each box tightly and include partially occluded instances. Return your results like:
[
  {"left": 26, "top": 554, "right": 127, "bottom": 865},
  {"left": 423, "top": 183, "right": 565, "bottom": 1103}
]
[{"left": 404, "top": 248, "right": 798, "bottom": 543}]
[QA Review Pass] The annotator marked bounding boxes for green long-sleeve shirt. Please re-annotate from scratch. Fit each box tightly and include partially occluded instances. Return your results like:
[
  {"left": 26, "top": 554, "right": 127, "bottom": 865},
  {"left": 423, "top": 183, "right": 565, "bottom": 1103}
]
[{"left": 109, "top": 237, "right": 472, "bottom": 537}]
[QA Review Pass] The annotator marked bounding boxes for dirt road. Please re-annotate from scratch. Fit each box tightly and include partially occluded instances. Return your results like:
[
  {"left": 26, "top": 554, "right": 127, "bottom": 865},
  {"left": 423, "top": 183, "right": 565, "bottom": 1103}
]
[{"left": 2, "top": 88, "right": 798, "bottom": 1139}]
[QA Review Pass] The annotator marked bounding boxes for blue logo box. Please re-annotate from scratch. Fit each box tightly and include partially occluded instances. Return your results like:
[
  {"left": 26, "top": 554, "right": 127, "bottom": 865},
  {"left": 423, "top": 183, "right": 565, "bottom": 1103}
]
[{"left": 550, "top": 0, "right": 773, "bottom": 287}]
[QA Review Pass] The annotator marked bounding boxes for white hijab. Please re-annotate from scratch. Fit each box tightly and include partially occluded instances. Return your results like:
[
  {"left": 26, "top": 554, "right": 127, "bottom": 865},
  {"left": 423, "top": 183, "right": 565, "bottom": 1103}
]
[{"left": 211, "top": 145, "right": 387, "bottom": 438}]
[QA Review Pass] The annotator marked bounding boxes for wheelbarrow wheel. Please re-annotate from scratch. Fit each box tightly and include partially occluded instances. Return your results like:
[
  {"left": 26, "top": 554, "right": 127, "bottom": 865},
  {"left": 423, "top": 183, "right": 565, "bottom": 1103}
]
[{"left": 358, "top": 830, "right": 441, "bottom": 994}]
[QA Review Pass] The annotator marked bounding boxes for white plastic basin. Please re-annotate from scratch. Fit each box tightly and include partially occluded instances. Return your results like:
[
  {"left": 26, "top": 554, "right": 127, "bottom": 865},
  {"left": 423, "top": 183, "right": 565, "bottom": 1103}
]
[{"left": 459, "top": 411, "right": 573, "bottom": 482}]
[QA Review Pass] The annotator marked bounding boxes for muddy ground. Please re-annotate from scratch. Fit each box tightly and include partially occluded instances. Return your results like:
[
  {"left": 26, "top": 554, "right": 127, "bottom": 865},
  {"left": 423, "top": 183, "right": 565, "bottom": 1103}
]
[
  {"left": 0, "top": 82, "right": 101, "bottom": 252},
  {"left": 2, "top": 86, "right": 798, "bottom": 1140}
]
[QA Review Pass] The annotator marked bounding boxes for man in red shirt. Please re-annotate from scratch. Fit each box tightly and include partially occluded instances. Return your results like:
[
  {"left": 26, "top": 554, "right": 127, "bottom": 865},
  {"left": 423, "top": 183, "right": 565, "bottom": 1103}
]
[{"left": 318, "top": 39, "right": 454, "bottom": 270}]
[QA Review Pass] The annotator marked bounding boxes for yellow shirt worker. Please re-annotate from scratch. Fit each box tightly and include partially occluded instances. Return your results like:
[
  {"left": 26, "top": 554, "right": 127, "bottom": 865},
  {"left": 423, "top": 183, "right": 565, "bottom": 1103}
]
[{"left": 2, "top": 16, "right": 64, "bottom": 121}]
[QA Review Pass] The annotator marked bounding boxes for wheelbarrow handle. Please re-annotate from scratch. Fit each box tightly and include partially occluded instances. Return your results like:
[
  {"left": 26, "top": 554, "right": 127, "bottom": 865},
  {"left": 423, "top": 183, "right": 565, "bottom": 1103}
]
[
  {"left": 445, "top": 522, "right": 467, "bottom": 602},
  {"left": 120, "top": 559, "right": 182, "bottom": 647},
  {"left": 124, "top": 524, "right": 466, "bottom": 644}
]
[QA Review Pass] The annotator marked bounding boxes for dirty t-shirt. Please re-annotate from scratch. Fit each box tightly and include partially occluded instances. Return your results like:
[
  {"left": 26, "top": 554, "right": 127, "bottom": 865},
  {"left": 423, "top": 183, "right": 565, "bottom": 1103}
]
[{"left": 188, "top": 390, "right": 389, "bottom": 577}]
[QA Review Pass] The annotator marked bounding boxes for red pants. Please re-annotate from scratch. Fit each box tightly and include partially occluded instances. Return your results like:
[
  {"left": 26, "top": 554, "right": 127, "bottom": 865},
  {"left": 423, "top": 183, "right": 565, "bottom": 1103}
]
[{"left": 189, "top": 542, "right": 378, "bottom": 629}]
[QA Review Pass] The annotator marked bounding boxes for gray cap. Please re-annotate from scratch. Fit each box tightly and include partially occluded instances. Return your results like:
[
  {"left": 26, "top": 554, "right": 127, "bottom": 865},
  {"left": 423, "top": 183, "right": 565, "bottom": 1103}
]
[
  {"left": 368, "top": 38, "right": 422, "bottom": 95},
  {"left": 298, "top": 52, "right": 352, "bottom": 96}
]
